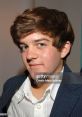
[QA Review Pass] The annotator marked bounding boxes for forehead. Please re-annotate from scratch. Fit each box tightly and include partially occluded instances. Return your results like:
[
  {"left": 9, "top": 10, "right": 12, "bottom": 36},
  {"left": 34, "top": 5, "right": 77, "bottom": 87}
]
[{"left": 20, "top": 32, "right": 54, "bottom": 43}]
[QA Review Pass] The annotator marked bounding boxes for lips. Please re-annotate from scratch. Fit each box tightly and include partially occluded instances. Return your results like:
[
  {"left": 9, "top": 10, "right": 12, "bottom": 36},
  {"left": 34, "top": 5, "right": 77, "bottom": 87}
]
[{"left": 29, "top": 64, "right": 43, "bottom": 67}]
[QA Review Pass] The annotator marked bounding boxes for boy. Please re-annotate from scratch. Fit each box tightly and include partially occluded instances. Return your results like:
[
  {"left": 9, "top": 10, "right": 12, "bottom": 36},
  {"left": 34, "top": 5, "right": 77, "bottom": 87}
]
[{"left": 0, "top": 7, "right": 82, "bottom": 117}]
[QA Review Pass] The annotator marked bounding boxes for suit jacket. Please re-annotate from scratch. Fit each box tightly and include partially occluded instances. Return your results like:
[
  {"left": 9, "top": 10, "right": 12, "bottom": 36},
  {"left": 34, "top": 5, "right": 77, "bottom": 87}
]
[
  {"left": 80, "top": 68, "right": 82, "bottom": 72},
  {"left": 0, "top": 64, "right": 82, "bottom": 117}
]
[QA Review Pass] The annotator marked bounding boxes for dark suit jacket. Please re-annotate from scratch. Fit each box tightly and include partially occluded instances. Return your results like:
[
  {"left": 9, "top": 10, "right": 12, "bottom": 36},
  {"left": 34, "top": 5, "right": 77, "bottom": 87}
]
[
  {"left": 0, "top": 64, "right": 82, "bottom": 117},
  {"left": 80, "top": 68, "right": 82, "bottom": 72}
]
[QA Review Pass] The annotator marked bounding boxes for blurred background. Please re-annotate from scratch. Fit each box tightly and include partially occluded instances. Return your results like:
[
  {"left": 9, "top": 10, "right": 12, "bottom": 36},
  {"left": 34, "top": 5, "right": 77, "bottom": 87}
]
[{"left": 0, "top": 0, "right": 82, "bottom": 95}]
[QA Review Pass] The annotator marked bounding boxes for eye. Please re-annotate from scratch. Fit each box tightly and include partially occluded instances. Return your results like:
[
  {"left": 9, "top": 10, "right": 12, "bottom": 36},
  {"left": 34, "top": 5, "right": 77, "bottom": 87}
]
[
  {"left": 19, "top": 44, "right": 28, "bottom": 52},
  {"left": 37, "top": 43, "right": 47, "bottom": 48}
]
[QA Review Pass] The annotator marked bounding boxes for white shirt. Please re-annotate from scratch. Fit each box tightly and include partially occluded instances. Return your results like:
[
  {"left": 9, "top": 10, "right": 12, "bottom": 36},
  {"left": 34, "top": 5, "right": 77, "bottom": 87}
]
[{"left": 7, "top": 72, "right": 63, "bottom": 117}]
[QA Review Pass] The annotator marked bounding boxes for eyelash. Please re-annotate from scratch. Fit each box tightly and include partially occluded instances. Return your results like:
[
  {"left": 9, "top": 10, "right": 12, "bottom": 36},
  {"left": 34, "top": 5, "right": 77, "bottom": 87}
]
[
  {"left": 37, "top": 43, "right": 47, "bottom": 47},
  {"left": 19, "top": 45, "right": 28, "bottom": 52},
  {"left": 19, "top": 42, "right": 47, "bottom": 52}
]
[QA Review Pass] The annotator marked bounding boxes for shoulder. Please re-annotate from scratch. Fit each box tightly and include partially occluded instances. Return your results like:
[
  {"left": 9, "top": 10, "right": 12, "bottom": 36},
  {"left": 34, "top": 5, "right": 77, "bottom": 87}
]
[
  {"left": 63, "top": 64, "right": 82, "bottom": 84},
  {"left": 0, "top": 73, "right": 27, "bottom": 113},
  {"left": 3, "top": 73, "right": 27, "bottom": 93}
]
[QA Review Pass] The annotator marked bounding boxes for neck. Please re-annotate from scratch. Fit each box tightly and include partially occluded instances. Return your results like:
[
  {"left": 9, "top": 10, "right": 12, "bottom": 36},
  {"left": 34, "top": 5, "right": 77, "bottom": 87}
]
[
  {"left": 31, "top": 81, "right": 50, "bottom": 100},
  {"left": 29, "top": 76, "right": 51, "bottom": 99}
]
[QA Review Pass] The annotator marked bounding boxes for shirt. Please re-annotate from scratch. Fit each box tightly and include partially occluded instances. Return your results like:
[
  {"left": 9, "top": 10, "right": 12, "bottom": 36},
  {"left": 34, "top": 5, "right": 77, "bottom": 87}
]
[{"left": 7, "top": 70, "right": 63, "bottom": 117}]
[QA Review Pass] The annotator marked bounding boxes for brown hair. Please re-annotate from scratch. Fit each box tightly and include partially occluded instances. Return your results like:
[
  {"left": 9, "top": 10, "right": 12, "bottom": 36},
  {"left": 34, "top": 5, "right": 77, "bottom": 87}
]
[{"left": 10, "top": 7, "right": 74, "bottom": 50}]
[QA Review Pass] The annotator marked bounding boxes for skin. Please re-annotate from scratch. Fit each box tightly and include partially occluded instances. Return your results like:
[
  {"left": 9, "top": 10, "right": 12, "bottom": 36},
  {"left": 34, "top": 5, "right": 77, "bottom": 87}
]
[{"left": 19, "top": 32, "right": 71, "bottom": 99}]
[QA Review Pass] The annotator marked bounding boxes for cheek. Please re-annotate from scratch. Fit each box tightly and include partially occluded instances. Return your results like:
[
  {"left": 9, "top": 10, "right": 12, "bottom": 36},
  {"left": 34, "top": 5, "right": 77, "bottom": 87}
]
[
  {"left": 41, "top": 49, "right": 61, "bottom": 68},
  {"left": 21, "top": 53, "right": 30, "bottom": 70},
  {"left": 21, "top": 53, "right": 27, "bottom": 64},
  {"left": 42, "top": 48, "right": 61, "bottom": 61}
]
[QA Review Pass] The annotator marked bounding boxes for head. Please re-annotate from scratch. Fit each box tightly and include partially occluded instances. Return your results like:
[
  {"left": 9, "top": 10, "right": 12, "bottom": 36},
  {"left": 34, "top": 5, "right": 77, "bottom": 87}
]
[{"left": 10, "top": 7, "right": 74, "bottom": 79}]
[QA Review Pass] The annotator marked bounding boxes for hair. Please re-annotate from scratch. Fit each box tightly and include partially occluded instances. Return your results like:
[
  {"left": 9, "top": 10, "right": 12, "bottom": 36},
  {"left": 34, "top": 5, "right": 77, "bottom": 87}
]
[{"left": 10, "top": 7, "right": 74, "bottom": 51}]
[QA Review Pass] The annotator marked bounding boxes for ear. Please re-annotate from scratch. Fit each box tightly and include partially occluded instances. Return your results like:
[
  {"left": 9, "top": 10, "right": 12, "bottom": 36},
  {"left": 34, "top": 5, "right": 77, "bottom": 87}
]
[{"left": 60, "top": 41, "right": 71, "bottom": 58}]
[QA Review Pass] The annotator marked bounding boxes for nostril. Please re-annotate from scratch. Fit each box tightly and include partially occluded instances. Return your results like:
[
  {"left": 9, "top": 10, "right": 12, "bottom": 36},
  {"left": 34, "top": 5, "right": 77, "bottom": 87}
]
[{"left": 27, "top": 59, "right": 32, "bottom": 63}]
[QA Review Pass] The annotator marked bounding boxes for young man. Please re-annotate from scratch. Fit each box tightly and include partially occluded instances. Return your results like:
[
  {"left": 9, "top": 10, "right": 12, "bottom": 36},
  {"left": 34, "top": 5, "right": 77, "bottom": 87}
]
[{"left": 0, "top": 7, "right": 82, "bottom": 117}]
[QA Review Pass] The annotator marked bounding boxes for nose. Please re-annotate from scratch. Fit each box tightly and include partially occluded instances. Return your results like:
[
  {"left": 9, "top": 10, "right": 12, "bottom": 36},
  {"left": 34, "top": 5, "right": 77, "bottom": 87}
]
[{"left": 26, "top": 47, "right": 38, "bottom": 62}]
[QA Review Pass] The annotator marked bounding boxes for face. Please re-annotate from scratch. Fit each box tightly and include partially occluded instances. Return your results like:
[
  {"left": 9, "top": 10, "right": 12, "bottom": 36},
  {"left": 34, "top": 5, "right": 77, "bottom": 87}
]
[{"left": 19, "top": 32, "right": 67, "bottom": 79}]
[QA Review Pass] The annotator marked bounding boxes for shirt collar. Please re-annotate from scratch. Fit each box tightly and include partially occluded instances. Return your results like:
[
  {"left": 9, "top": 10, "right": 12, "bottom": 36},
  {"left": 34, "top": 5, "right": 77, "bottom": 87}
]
[
  {"left": 12, "top": 67, "right": 64, "bottom": 104},
  {"left": 50, "top": 67, "right": 64, "bottom": 100},
  {"left": 12, "top": 78, "right": 27, "bottom": 104}
]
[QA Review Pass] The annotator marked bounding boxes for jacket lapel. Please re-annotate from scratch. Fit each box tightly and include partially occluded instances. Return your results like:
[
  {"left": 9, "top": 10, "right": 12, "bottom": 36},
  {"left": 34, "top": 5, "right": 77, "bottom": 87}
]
[
  {"left": 50, "top": 84, "right": 80, "bottom": 117},
  {"left": 50, "top": 64, "right": 82, "bottom": 117}
]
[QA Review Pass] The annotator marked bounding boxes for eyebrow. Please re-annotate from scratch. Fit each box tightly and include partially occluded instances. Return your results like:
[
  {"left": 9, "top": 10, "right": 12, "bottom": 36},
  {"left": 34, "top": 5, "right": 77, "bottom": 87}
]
[
  {"left": 33, "top": 38, "right": 50, "bottom": 43},
  {"left": 19, "top": 38, "right": 51, "bottom": 45}
]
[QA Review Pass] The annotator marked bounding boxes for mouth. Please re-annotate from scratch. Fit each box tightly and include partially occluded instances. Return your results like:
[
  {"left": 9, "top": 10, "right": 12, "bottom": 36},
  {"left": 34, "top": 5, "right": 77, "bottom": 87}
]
[
  {"left": 28, "top": 64, "right": 43, "bottom": 78},
  {"left": 29, "top": 64, "right": 43, "bottom": 67}
]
